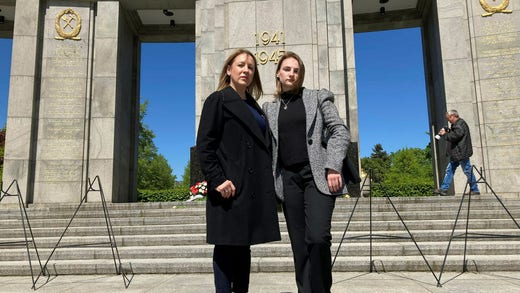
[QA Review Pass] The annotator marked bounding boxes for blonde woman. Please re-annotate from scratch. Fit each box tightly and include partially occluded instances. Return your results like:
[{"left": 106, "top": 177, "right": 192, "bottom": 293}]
[
  {"left": 263, "top": 51, "right": 350, "bottom": 293},
  {"left": 197, "top": 49, "right": 281, "bottom": 292}
]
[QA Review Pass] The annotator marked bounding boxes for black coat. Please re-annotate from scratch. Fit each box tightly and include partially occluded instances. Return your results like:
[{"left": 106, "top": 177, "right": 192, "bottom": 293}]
[
  {"left": 196, "top": 86, "right": 281, "bottom": 245},
  {"left": 445, "top": 118, "right": 473, "bottom": 162}
]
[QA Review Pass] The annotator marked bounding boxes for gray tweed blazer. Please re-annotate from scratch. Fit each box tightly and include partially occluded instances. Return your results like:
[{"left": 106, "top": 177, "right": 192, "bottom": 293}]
[{"left": 262, "top": 88, "right": 350, "bottom": 201}]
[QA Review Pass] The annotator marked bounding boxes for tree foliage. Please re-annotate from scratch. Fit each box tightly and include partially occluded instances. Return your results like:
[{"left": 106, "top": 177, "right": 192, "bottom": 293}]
[
  {"left": 361, "top": 143, "right": 434, "bottom": 197},
  {"left": 384, "top": 147, "right": 433, "bottom": 185},
  {"left": 360, "top": 143, "right": 390, "bottom": 182},
  {"left": 180, "top": 160, "right": 190, "bottom": 188},
  {"left": 137, "top": 100, "right": 176, "bottom": 190}
]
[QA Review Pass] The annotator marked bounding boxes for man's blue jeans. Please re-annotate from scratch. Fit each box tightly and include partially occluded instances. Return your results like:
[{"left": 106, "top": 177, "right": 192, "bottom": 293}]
[{"left": 440, "top": 158, "right": 479, "bottom": 192}]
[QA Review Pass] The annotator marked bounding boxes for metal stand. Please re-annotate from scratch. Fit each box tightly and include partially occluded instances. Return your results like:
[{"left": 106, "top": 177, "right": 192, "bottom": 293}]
[
  {"left": 437, "top": 166, "right": 520, "bottom": 286},
  {"left": 332, "top": 170, "right": 439, "bottom": 284},
  {"left": 34, "top": 176, "right": 134, "bottom": 289},
  {"left": 0, "top": 180, "right": 46, "bottom": 290}
]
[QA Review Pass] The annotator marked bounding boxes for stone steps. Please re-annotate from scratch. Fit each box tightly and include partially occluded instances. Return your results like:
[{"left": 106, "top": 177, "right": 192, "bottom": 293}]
[
  {"left": 2, "top": 241, "right": 520, "bottom": 261},
  {"left": 2, "top": 195, "right": 520, "bottom": 275},
  {"left": 2, "top": 255, "right": 520, "bottom": 276},
  {"left": 2, "top": 217, "right": 520, "bottom": 237}
]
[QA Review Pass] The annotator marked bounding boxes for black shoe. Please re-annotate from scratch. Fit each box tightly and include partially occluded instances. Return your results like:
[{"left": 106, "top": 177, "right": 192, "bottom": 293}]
[
  {"left": 434, "top": 188, "right": 448, "bottom": 196},
  {"left": 464, "top": 191, "right": 480, "bottom": 196}
]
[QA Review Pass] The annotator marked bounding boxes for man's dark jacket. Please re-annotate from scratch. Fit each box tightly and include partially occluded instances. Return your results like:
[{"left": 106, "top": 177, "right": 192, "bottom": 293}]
[{"left": 444, "top": 118, "right": 473, "bottom": 162}]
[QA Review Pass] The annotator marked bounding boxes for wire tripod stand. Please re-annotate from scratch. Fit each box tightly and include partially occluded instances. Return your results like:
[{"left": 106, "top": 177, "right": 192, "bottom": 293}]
[
  {"left": 33, "top": 176, "right": 134, "bottom": 289},
  {"left": 0, "top": 180, "right": 45, "bottom": 290},
  {"left": 331, "top": 169, "right": 440, "bottom": 284},
  {"left": 437, "top": 165, "right": 520, "bottom": 286}
]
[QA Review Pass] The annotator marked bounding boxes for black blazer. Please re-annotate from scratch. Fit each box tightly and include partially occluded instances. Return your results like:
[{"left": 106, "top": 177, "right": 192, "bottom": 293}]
[{"left": 196, "top": 86, "right": 281, "bottom": 245}]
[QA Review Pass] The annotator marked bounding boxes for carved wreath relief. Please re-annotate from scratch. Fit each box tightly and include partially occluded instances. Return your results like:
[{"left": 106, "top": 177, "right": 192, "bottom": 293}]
[
  {"left": 55, "top": 8, "right": 82, "bottom": 40},
  {"left": 479, "top": 0, "right": 513, "bottom": 17}
]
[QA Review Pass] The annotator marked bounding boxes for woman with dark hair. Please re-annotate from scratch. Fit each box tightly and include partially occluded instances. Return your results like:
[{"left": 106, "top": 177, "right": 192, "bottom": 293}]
[
  {"left": 197, "top": 48, "right": 281, "bottom": 293},
  {"left": 263, "top": 51, "right": 350, "bottom": 293}
]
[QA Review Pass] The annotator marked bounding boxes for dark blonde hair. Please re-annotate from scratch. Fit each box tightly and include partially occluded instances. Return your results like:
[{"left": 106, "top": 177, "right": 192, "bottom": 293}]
[
  {"left": 217, "top": 48, "right": 263, "bottom": 100},
  {"left": 274, "top": 51, "right": 306, "bottom": 97}
]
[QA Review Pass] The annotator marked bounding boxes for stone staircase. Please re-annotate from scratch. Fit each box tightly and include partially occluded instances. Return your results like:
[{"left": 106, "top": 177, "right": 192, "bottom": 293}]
[{"left": 2, "top": 195, "right": 520, "bottom": 276}]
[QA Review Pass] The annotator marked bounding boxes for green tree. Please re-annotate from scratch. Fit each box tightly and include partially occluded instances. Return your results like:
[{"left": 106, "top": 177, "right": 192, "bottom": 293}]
[
  {"left": 384, "top": 148, "right": 433, "bottom": 185},
  {"left": 367, "top": 145, "right": 434, "bottom": 197},
  {"left": 360, "top": 143, "right": 391, "bottom": 182},
  {"left": 0, "top": 127, "right": 5, "bottom": 181},
  {"left": 180, "top": 160, "right": 191, "bottom": 188},
  {"left": 137, "top": 100, "right": 176, "bottom": 189}
]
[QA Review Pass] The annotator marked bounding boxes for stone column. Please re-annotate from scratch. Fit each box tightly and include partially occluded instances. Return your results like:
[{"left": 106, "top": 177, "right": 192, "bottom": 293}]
[
  {"left": 2, "top": 0, "right": 43, "bottom": 203},
  {"left": 3, "top": 0, "right": 138, "bottom": 203},
  {"left": 89, "top": 1, "right": 139, "bottom": 202}
]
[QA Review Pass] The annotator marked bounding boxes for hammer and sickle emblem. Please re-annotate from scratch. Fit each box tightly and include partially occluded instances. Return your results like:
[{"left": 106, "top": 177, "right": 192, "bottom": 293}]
[
  {"left": 479, "top": 0, "right": 513, "bottom": 17},
  {"left": 55, "top": 8, "right": 82, "bottom": 40}
]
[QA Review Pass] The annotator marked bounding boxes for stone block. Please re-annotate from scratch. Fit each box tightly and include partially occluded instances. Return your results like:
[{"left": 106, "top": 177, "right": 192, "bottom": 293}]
[
  {"left": 438, "top": 17, "right": 471, "bottom": 60},
  {"left": 12, "top": 0, "right": 41, "bottom": 36},
  {"left": 328, "top": 47, "right": 344, "bottom": 72},
  {"left": 486, "top": 168, "right": 520, "bottom": 195},
  {"left": 227, "top": 2, "right": 256, "bottom": 48},
  {"left": 89, "top": 118, "right": 116, "bottom": 160},
  {"left": 91, "top": 77, "right": 117, "bottom": 118},
  {"left": 479, "top": 75, "right": 520, "bottom": 102},
  {"left": 327, "top": 1, "right": 342, "bottom": 25},
  {"left": 487, "top": 146, "right": 520, "bottom": 169},
  {"left": 329, "top": 70, "right": 345, "bottom": 96},
  {"left": 199, "top": 8, "right": 213, "bottom": 33},
  {"left": 442, "top": 59, "right": 475, "bottom": 102},
  {"left": 475, "top": 32, "right": 520, "bottom": 59},
  {"left": 472, "top": 13, "right": 520, "bottom": 38},
  {"left": 327, "top": 24, "right": 343, "bottom": 48},
  {"left": 482, "top": 99, "right": 520, "bottom": 124},
  {"left": 436, "top": 0, "right": 467, "bottom": 19},
  {"left": 9, "top": 36, "right": 38, "bottom": 76},
  {"left": 3, "top": 118, "right": 32, "bottom": 160},
  {"left": 256, "top": 0, "right": 283, "bottom": 33},
  {"left": 34, "top": 159, "right": 83, "bottom": 183},
  {"left": 87, "top": 159, "right": 115, "bottom": 202},
  {"left": 199, "top": 33, "right": 215, "bottom": 56},
  {"left": 283, "top": 0, "right": 312, "bottom": 45},
  {"left": 95, "top": 2, "right": 120, "bottom": 39},
  {"left": 477, "top": 54, "right": 520, "bottom": 80},
  {"left": 33, "top": 181, "right": 83, "bottom": 203},
  {"left": 484, "top": 123, "right": 520, "bottom": 147},
  {"left": 7, "top": 76, "right": 36, "bottom": 117},
  {"left": 93, "top": 38, "right": 118, "bottom": 77}
]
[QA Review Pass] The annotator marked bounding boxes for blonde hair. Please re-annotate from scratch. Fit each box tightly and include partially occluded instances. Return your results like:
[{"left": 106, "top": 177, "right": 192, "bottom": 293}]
[
  {"left": 274, "top": 51, "right": 306, "bottom": 97},
  {"left": 216, "top": 49, "right": 263, "bottom": 100}
]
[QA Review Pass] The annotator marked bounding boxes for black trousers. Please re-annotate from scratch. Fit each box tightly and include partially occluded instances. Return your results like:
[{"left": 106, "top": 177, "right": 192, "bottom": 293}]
[
  {"left": 282, "top": 163, "right": 336, "bottom": 293},
  {"left": 213, "top": 245, "right": 251, "bottom": 293}
]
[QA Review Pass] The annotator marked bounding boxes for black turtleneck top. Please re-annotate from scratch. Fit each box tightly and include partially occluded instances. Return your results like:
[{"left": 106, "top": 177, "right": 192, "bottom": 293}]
[{"left": 278, "top": 91, "right": 309, "bottom": 168}]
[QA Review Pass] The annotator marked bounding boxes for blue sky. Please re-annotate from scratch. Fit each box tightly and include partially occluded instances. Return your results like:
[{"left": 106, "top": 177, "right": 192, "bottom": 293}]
[{"left": 0, "top": 27, "right": 429, "bottom": 178}]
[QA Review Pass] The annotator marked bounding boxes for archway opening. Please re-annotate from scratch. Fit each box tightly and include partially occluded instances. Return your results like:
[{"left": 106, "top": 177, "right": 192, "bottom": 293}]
[
  {"left": 355, "top": 27, "right": 429, "bottom": 157},
  {"left": 138, "top": 42, "right": 195, "bottom": 189},
  {"left": 355, "top": 27, "right": 433, "bottom": 190}
]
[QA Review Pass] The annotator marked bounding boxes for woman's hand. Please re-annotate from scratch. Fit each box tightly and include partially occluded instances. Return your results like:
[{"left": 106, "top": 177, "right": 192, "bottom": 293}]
[
  {"left": 215, "top": 180, "right": 236, "bottom": 198},
  {"left": 327, "top": 169, "right": 343, "bottom": 193}
]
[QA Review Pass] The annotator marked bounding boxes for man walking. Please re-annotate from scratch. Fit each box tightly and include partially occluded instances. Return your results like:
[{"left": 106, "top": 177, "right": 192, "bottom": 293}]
[{"left": 434, "top": 110, "right": 480, "bottom": 196}]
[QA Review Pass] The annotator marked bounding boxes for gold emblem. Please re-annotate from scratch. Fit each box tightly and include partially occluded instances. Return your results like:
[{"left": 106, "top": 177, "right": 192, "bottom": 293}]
[
  {"left": 55, "top": 8, "right": 82, "bottom": 40},
  {"left": 479, "top": 0, "right": 513, "bottom": 17}
]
